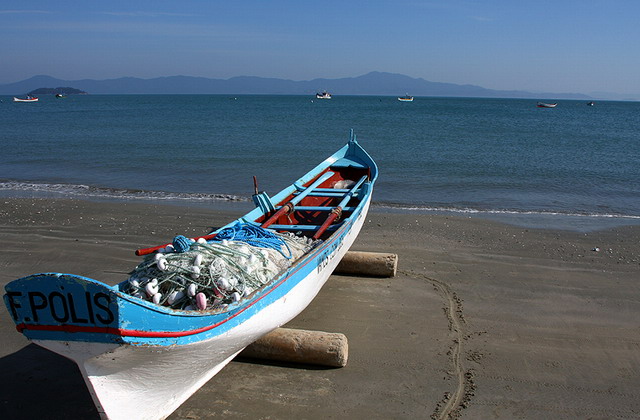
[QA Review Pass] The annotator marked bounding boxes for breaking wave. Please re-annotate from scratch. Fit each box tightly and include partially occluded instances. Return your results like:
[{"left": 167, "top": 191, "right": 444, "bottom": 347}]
[
  {"left": 0, "top": 180, "right": 247, "bottom": 203},
  {"left": 371, "top": 202, "right": 640, "bottom": 220}
]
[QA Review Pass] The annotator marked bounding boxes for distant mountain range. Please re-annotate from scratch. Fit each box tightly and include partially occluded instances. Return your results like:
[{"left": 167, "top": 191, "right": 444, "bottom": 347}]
[
  {"left": 0, "top": 71, "right": 605, "bottom": 99},
  {"left": 28, "top": 87, "right": 87, "bottom": 95}
]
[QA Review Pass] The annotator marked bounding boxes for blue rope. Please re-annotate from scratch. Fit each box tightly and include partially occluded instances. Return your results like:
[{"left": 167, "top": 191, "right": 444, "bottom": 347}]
[
  {"left": 172, "top": 235, "right": 192, "bottom": 253},
  {"left": 212, "top": 222, "right": 293, "bottom": 259}
]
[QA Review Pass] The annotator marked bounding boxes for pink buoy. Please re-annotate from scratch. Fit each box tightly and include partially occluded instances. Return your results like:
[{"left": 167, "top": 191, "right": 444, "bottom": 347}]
[{"left": 195, "top": 292, "right": 207, "bottom": 310}]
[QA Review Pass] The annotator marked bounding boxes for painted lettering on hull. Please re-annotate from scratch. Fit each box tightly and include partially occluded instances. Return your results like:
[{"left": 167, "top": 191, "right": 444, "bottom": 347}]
[
  {"left": 317, "top": 240, "right": 344, "bottom": 273},
  {"left": 5, "top": 290, "right": 115, "bottom": 326}
]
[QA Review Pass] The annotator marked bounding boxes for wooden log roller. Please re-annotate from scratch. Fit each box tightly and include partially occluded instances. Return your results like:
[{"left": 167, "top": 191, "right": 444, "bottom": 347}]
[
  {"left": 240, "top": 328, "right": 348, "bottom": 367},
  {"left": 335, "top": 251, "right": 398, "bottom": 277},
  {"left": 239, "top": 252, "right": 396, "bottom": 367}
]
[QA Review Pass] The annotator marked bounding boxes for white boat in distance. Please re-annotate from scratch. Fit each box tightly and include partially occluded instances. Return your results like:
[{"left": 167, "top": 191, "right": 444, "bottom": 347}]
[
  {"left": 536, "top": 102, "right": 557, "bottom": 108},
  {"left": 398, "top": 94, "right": 414, "bottom": 102},
  {"left": 13, "top": 96, "right": 38, "bottom": 102},
  {"left": 4, "top": 130, "right": 378, "bottom": 420},
  {"left": 316, "top": 91, "right": 332, "bottom": 99}
]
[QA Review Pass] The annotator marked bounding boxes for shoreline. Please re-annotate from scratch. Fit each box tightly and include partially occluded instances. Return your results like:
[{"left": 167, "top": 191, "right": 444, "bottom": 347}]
[
  {"left": 3, "top": 189, "right": 640, "bottom": 232},
  {"left": 1, "top": 198, "right": 639, "bottom": 419}
]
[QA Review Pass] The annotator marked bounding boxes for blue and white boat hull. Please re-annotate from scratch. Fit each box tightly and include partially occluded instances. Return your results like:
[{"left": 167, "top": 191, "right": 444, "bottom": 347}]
[{"left": 4, "top": 132, "right": 377, "bottom": 420}]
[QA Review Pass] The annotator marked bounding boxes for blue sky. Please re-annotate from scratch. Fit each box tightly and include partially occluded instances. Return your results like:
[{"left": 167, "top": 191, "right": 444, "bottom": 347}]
[{"left": 1, "top": 1, "right": 638, "bottom": 95}]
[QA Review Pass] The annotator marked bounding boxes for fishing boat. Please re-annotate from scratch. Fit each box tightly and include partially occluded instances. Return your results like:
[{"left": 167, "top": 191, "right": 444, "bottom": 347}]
[
  {"left": 536, "top": 102, "right": 557, "bottom": 108},
  {"left": 3, "top": 130, "right": 378, "bottom": 420},
  {"left": 55, "top": 93, "right": 66, "bottom": 98},
  {"left": 397, "top": 94, "right": 414, "bottom": 102},
  {"left": 13, "top": 95, "right": 38, "bottom": 102},
  {"left": 315, "top": 91, "right": 331, "bottom": 99},
  {"left": 587, "top": 101, "right": 595, "bottom": 106}
]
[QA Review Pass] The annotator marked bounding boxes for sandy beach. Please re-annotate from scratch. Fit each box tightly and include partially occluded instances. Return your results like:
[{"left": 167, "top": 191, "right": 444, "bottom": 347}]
[{"left": 1, "top": 198, "right": 639, "bottom": 419}]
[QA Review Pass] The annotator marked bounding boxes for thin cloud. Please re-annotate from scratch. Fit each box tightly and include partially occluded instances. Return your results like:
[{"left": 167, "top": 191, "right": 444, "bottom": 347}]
[
  {"left": 0, "top": 10, "right": 52, "bottom": 14},
  {"left": 98, "top": 11, "right": 197, "bottom": 18}
]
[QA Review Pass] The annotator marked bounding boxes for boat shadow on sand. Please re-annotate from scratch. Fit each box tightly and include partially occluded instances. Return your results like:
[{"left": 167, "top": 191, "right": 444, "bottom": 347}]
[
  {"left": 0, "top": 344, "right": 100, "bottom": 419},
  {"left": 0, "top": 344, "right": 336, "bottom": 419}
]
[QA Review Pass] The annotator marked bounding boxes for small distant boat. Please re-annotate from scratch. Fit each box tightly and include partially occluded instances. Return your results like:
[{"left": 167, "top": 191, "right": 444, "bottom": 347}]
[
  {"left": 55, "top": 93, "right": 66, "bottom": 98},
  {"left": 315, "top": 91, "right": 331, "bottom": 99},
  {"left": 537, "top": 102, "right": 557, "bottom": 108},
  {"left": 4, "top": 130, "right": 377, "bottom": 420},
  {"left": 587, "top": 101, "right": 595, "bottom": 106},
  {"left": 398, "top": 94, "right": 414, "bottom": 102},
  {"left": 13, "top": 96, "right": 38, "bottom": 102}
]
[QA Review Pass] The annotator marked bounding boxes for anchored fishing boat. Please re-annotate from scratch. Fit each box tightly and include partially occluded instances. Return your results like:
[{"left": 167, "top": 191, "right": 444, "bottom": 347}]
[
  {"left": 3, "top": 131, "right": 377, "bottom": 420},
  {"left": 397, "top": 94, "right": 414, "bottom": 102},
  {"left": 536, "top": 102, "right": 557, "bottom": 108},
  {"left": 13, "top": 95, "right": 38, "bottom": 102},
  {"left": 315, "top": 91, "right": 331, "bottom": 99}
]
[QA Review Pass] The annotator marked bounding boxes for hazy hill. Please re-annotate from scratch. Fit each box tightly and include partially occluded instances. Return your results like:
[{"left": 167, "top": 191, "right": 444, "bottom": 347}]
[
  {"left": 0, "top": 72, "right": 592, "bottom": 99},
  {"left": 28, "top": 87, "right": 87, "bottom": 95}
]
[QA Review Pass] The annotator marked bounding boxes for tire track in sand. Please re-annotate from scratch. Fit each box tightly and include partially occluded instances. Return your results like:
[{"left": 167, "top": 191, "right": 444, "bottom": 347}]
[{"left": 400, "top": 270, "right": 475, "bottom": 420}]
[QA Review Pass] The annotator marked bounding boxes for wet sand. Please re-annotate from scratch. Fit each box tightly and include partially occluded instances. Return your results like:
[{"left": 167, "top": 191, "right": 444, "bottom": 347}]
[{"left": 1, "top": 198, "right": 639, "bottom": 419}]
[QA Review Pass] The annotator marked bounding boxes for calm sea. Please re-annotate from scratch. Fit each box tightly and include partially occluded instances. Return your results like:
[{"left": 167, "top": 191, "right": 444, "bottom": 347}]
[{"left": 1, "top": 94, "right": 639, "bottom": 230}]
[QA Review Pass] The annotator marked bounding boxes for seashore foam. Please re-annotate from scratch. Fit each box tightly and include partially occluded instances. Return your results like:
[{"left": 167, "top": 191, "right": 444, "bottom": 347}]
[
  {"left": 3, "top": 180, "right": 639, "bottom": 232},
  {"left": 0, "top": 180, "right": 245, "bottom": 202},
  {"left": 372, "top": 202, "right": 640, "bottom": 232}
]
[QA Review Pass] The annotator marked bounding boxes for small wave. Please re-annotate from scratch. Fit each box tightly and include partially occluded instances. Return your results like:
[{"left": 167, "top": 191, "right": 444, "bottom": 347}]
[
  {"left": 371, "top": 202, "right": 640, "bottom": 220},
  {"left": 0, "top": 180, "right": 248, "bottom": 203}
]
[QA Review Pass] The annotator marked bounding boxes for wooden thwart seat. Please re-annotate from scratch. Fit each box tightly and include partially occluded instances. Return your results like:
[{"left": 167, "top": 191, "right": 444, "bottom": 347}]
[
  {"left": 275, "top": 206, "right": 356, "bottom": 212},
  {"left": 267, "top": 223, "right": 343, "bottom": 232}
]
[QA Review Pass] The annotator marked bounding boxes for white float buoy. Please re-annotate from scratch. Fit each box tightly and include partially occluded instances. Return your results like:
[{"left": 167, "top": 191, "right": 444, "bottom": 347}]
[
  {"left": 152, "top": 293, "right": 162, "bottom": 305},
  {"left": 167, "top": 290, "right": 184, "bottom": 305},
  {"left": 219, "top": 277, "right": 231, "bottom": 291},
  {"left": 187, "top": 283, "right": 197, "bottom": 297},
  {"left": 145, "top": 283, "right": 159, "bottom": 297},
  {"left": 157, "top": 258, "right": 168, "bottom": 271}
]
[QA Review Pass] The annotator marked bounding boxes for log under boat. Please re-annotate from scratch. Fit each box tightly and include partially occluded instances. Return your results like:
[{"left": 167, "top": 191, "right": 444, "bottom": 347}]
[{"left": 3, "top": 130, "right": 378, "bottom": 420}]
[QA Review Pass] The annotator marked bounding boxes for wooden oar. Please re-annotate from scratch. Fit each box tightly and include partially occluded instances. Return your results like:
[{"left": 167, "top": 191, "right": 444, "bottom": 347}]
[
  {"left": 261, "top": 171, "right": 335, "bottom": 229},
  {"left": 312, "top": 175, "right": 368, "bottom": 240},
  {"left": 135, "top": 233, "right": 218, "bottom": 256}
]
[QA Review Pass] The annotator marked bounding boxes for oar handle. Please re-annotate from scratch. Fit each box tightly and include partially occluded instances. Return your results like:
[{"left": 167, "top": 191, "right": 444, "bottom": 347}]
[
  {"left": 312, "top": 208, "right": 342, "bottom": 240},
  {"left": 135, "top": 233, "right": 218, "bottom": 256}
]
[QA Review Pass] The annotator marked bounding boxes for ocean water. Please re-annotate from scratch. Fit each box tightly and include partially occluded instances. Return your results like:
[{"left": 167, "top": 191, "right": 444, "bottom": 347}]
[{"left": 1, "top": 94, "right": 639, "bottom": 230}]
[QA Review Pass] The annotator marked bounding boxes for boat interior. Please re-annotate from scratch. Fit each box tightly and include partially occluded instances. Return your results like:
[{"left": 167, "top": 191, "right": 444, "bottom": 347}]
[{"left": 256, "top": 164, "right": 371, "bottom": 241}]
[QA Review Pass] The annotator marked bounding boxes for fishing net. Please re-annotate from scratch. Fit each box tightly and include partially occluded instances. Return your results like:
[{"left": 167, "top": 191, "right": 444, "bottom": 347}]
[{"left": 124, "top": 222, "right": 320, "bottom": 311}]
